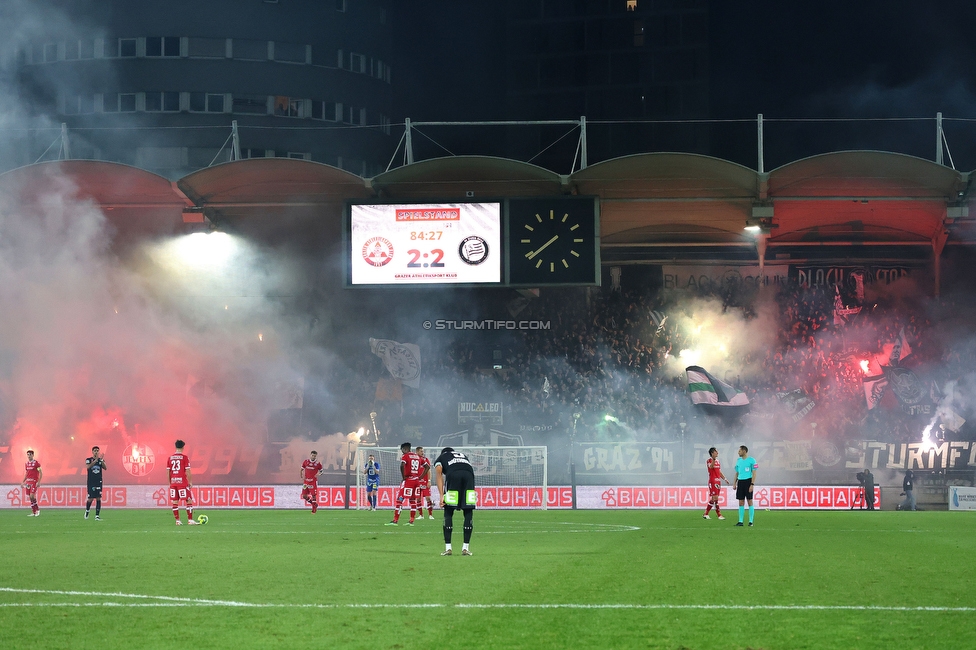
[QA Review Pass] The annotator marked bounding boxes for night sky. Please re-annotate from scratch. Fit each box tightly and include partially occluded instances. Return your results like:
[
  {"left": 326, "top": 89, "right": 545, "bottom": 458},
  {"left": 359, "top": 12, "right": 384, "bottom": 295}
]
[{"left": 397, "top": 1, "right": 976, "bottom": 169}]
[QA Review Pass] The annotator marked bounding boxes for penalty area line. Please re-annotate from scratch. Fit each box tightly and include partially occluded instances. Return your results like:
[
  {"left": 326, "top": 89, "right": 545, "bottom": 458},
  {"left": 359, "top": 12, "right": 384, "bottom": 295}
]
[{"left": 0, "top": 590, "right": 972, "bottom": 612}]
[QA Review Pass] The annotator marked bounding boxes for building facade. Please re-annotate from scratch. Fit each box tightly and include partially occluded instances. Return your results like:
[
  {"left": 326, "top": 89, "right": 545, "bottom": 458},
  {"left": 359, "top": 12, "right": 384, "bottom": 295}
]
[{"left": 7, "top": 0, "right": 396, "bottom": 178}]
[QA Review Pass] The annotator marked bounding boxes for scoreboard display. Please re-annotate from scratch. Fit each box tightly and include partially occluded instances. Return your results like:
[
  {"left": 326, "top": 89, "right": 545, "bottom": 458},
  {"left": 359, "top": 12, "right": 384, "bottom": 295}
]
[
  {"left": 346, "top": 197, "right": 600, "bottom": 287},
  {"left": 348, "top": 203, "right": 502, "bottom": 285}
]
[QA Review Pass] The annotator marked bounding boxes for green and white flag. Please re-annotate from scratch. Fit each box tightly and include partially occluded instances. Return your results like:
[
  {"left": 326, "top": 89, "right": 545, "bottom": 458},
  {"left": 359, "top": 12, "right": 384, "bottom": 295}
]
[{"left": 686, "top": 366, "right": 750, "bottom": 408}]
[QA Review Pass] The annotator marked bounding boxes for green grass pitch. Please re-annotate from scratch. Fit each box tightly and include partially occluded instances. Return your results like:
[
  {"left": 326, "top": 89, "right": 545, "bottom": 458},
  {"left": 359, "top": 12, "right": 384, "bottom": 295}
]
[{"left": 0, "top": 507, "right": 972, "bottom": 650}]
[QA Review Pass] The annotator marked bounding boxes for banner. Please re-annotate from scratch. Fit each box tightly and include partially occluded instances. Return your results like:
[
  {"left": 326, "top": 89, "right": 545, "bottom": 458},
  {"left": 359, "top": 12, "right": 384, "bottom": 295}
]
[
  {"left": 949, "top": 486, "right": 976, "bottom": 511},
  {"left": 776, "top": 389, "right": 816, "bottom": 422},
  {"left": 791, "top": 264, "right": 914, "bottom": 290},
  {"left": 575, "top": 443, "right": 683, "bottom": 476},
  {"left": 662, "top": 265, "right": 788, "bottom": 292},
  {"left": 577, "top": 485, "right": 880, "bottom": 510}
]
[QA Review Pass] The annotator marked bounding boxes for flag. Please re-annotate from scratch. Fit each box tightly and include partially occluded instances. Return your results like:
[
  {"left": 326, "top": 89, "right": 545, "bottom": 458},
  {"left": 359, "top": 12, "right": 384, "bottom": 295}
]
[
  {"left": 776, "top": 389, "right": 816, "bottom": 422},
  {"left": 934, "top": 380, "right": 966, "bottom": 431},
  {"left": 650, "top": 310, "right": 668, "bottom": 335},
  {"left": 863, "top": 375, "right": 887, "bottom": 410},
  {"left": 882, "top": 365, "right": 928, "bottom": 414},
  {"left": 369, "top": 338, "right": 421, "bottom": 388},
  {"left": 888, "top": 327, "right": 912, "bottom": 366},
  {"left": 833, "top": 286, "right": 861, "bottom": 326},
  {"left": 686, "top": 366, "right": 750, "bottom": 409}
]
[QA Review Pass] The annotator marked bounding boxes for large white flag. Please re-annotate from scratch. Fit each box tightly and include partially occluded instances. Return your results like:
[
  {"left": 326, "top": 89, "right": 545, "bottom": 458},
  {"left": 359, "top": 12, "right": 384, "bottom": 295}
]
[{"left": 369, "top": 338, "right": 421, "bottom": 389}]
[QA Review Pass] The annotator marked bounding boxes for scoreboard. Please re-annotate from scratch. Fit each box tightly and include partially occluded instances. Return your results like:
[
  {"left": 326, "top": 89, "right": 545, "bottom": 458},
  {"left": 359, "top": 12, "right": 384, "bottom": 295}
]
[
  {"left": 345, "top": 197, "right": 600, "bottom": 288},
  {"left": 349, "top": 203, "right": 502, "bottom": 285}
]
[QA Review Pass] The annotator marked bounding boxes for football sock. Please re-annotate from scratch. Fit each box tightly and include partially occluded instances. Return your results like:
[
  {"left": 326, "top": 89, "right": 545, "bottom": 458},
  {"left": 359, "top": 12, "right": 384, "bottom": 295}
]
[
  {"left": 172, "top": 506, "right": 180, "bottom": 521},
  {"left": 443, "top": 507, "right": 454, "bottom": 543},
  {"left": 462, "top": 509, "right": 473, "bottom": 543},
  {"left": 445, "top": 543, "right": 452, "bottom": 551},
  {"left": 187, "top": 505, "right": 194, "bottom": 519},
  {"left": 311, "top": 501, "right": 317, "bottom": 513},
  {"left": 749, "top": 506, "right": 755, "bottom": 523},
  {"left": 393, "top": 502, "right": 402, "bottom": 522},
  {"left": 462, "top": 543, "right": 469, "bottom": 552},
  {"left": 95, "top": 501, "right": 101, "bottom": 516},
  {"left": 704, "top": 504, "right": 712, "bottom": 515},
  {"left": 86, "top": 499, "right": 92, "bottom": 513},
  {"left": 409, "top": 506, "right": 416, "bottom": 523},
  {"left": 715, "top": 505, "right": 721, "bottom": 515},
  {"left": 32, "top": 502, "right": 38, "bottom": 514},
  {"left": 738, "top": 505, "right": 744, "bottom": 523}
]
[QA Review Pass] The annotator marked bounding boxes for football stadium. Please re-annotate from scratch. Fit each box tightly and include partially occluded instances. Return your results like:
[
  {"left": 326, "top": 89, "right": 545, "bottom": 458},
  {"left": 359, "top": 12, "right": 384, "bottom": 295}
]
[{"left": 3, "top": 3, "right": 976, "bottom": 650}]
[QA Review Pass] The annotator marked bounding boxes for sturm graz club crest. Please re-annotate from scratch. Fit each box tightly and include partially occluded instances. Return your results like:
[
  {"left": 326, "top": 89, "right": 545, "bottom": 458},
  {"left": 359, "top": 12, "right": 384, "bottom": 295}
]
[
  {"left": 884, "top": 366, "right": 925, "bottom": 405},
  {"left": 458, "top": 236, "right": 489, "bottom": 265}
]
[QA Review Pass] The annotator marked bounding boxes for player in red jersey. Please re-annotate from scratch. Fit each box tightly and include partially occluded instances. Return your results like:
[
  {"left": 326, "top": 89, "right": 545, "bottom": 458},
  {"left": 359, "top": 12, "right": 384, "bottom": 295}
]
[
  {"left": 386, "top": 442, "right": 428, "bottom": 526},
  {"left": 21, "top": 450, "right": 42, "bottom": 516},
  {"left": 300, "top": 450, "right": 324, "bottom": 513},
  {"left": 167, "top": 440, "right": 199, "bottom": 525},
  {"left": 415, "top": 446, "right": 434, "bottom": 519},
  {"left": 703, "top": 447, "right": 730, "bottom": 520}
]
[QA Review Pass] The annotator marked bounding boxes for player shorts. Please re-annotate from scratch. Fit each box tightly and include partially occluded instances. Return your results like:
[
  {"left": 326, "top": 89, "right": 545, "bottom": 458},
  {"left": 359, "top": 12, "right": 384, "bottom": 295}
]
[
  {"left": 23, "top": 481, "right": 38, "bottom": 498},
  {"left": 170, "top": 485, "right": 193, "bottom": 502},
  {"left": 301, "top": 484, "right": 318, "bottom": 501},
  {"left": 708, "top": 480, "right": 721, "bottom": 498},
  {"left": 365, "top": 479, "right": 379, "bottom": 492},
  {"left": 443, "top": 472, "right": 476, "bottom": 509},
  {"left": 400, "top": 479, "right": 422, "bottom": 499},
  {"left": 87, "top": 485, "right": 103, "bottom": 500},
  {"left": 420, "top": 484, "right": 431, "bottom": 498},
  {"left": 735, "top": 479, "right": 754, "bottom": 501}
]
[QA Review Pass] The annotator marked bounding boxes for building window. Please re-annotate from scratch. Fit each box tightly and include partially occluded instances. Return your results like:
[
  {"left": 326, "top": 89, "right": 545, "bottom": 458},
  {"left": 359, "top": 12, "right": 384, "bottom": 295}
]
[
  {"left": 79, "top": 40, "right": 94, "bottom": 59},
  {"left": 273, "top": 41, "right": 306, "bottom": 63},
  {"left": 626, "top": 0, "right": 638, "bottom": 10},
  {"left": 189, "top": 92, "right": 225, "bottom": 112},
  {"left": 146, "top": 36, "right": 180, "bottom": 57},
  {"left": 146, "top": 91, "right": 180, "bottom": 112},
  {"left": 311, "top": 100, "right": 340, "bottom": 121},
  {"left": 379, "top": 114, "right": 391, "bottom": 135},
  {"left": 233, "top": 39, "right": 268, "bottom": 61},
  {"left": 634, "top": 20, "right": 645, "bottom": 46},
  {"left": 118, "top": 38, "right": 137, "bottom": 57},
  {"left": 336, "top": 0, "right": 347, "bottom": 12},
  {"left": 348, "top": 52, "right": 366, "bottom": 73},
  {"left": 65, "top": 40, "right": 79, "bottom": 60},
  {"left": 286, "top": 152, "right": 311, "bottom": 160},
  {"left": 241, "top": 148, "right": 268, "bottom": 159},
  {"left": 233, "top": 94, "right": 270, "bottom": 115},
  {"left": 344, "top": 105, "right": 365, "bottom": 125},
  {"left": 63, "top": 94, "right": 95, "bottom": 115},
  {"left": 188, "top": 37, "right": 226, "bottom": 58},
  {"left": 273, "top": 96, "right": 305, "bottom": 118},
  {"left": 119, "top": 93, "right": 137, "bottom": 112}
]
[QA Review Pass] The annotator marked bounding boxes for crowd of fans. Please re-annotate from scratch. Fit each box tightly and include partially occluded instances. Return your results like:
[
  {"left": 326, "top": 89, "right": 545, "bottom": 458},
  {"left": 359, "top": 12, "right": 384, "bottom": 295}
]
[{"left": 352, "top": 277, "right": 976, "bottom": 445}]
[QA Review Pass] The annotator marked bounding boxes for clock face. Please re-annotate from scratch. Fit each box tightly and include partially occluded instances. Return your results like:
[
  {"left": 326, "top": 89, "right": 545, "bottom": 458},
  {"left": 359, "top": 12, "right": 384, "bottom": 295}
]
[{"left": 508, "top": 197, "right": 599, "bottom": 286}]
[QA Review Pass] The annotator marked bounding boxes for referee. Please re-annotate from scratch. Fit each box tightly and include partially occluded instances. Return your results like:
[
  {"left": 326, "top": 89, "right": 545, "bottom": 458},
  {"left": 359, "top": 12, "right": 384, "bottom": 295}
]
[
  {"left": 434, "top": 447, "right": 476, "bottom": 556},
  {"left": 733, "top": 445, "right": 758, "bottom": 527}
]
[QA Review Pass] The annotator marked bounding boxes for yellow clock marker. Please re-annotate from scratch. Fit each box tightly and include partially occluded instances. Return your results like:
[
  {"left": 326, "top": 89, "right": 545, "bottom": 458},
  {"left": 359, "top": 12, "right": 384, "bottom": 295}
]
[
  {"left": 562, "top": 259, "right": 569, "bottom": 268},
  {"left": 571, "top": 250, "right": 579, "bottom": 257},
  {"left": 524, "top": 224, "right": 534, "bottom": 232},
  {"left": 562, "top": 213, "right": 569, "bottom": 222},
  {"left": 574, "top": 238, "right": 583, "bottom": 243},
  {"left": 535, "top": 213, "right": 543, "bottom": 223},
  {"left": 550, "top": 262, "right": 554, "bottom": 272},
  {"left": 570, "top": 224, "right": 579, "bottom": 231},
  {"left": 535, "top": 259, "right": 542, "bottom": 268},
  {"left": 521, "top": 239, "right": 531, "bottom": 243},
  {"left": 549, "top": 210, "right": 554, "bottom": 220}
]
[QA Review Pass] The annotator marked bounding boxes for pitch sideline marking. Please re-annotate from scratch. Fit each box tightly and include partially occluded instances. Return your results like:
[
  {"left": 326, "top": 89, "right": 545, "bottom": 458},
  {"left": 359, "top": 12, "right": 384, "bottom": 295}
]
[{"left": 0, "top": 588, "right": 972, "bottom": 612}]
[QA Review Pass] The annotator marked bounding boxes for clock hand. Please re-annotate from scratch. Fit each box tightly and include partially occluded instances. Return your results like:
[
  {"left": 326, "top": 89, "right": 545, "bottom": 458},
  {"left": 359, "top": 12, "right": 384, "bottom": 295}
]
[{"left": 526, "top": 235, "right": 559, "bottom": 260}]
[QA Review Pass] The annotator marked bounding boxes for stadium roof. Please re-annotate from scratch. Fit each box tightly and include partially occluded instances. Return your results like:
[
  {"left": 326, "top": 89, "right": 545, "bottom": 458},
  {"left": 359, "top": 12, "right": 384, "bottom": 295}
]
[{"left": 1, "top": 152, "right": 973, "bottom": 256}]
